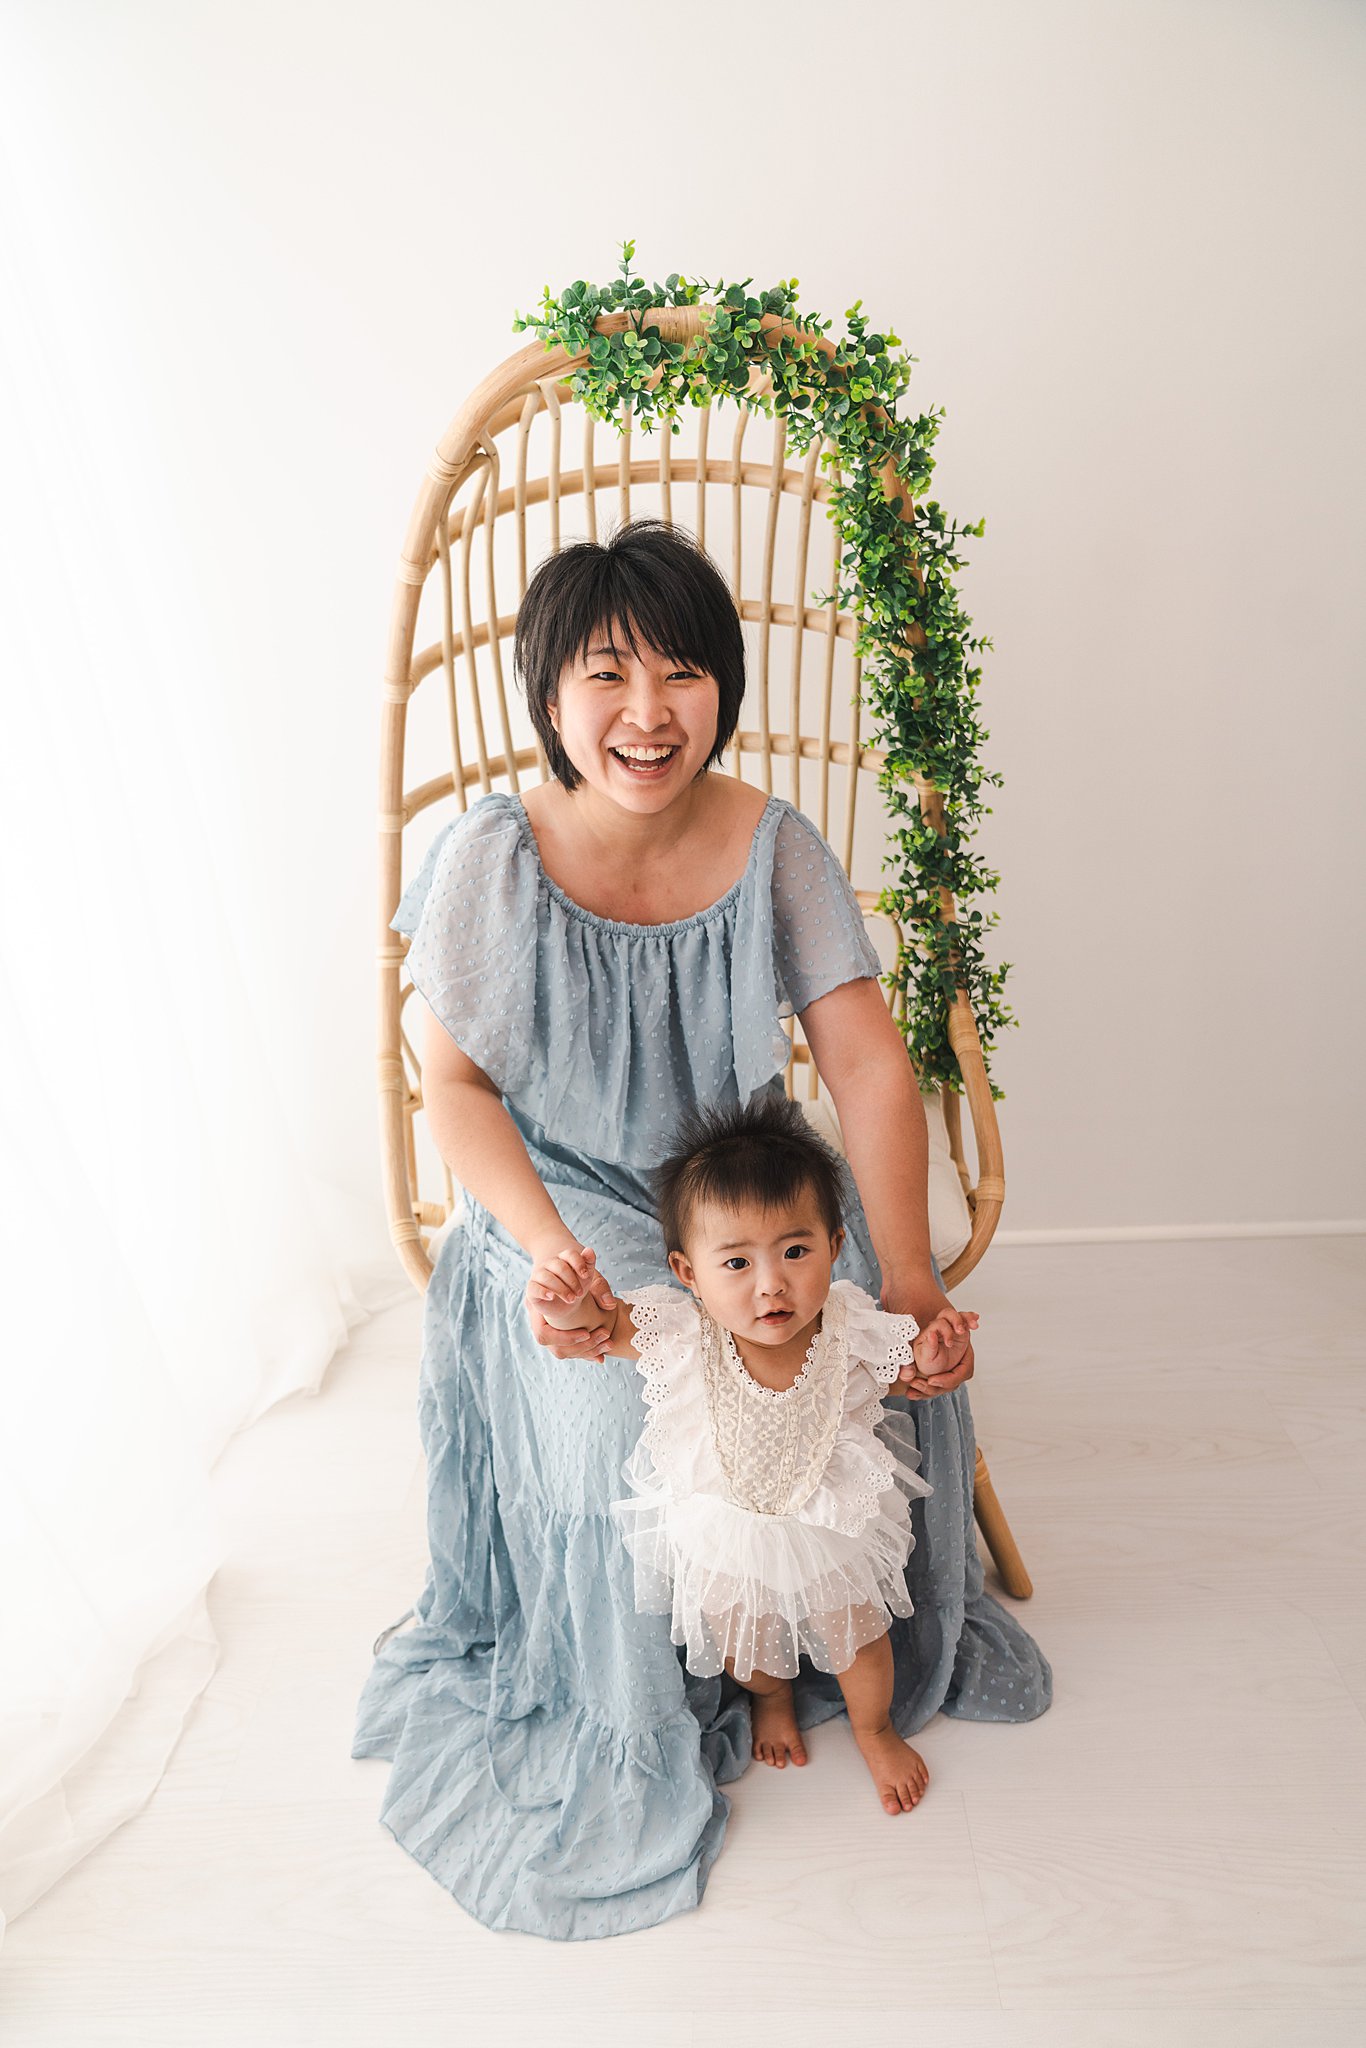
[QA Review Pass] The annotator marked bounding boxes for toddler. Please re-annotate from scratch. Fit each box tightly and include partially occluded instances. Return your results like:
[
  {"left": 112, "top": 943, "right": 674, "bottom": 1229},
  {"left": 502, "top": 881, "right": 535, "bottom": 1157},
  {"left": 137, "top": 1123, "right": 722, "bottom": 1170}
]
[{"left": 525, "top": 1093, "right": 978, "bottom": 1816}]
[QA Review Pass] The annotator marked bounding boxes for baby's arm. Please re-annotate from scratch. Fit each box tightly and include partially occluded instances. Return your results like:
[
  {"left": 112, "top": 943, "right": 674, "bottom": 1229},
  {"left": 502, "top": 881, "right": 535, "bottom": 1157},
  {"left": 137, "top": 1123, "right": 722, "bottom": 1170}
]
[{"left": 525, "top": 1246, "right": 640, "bottom": 1359}]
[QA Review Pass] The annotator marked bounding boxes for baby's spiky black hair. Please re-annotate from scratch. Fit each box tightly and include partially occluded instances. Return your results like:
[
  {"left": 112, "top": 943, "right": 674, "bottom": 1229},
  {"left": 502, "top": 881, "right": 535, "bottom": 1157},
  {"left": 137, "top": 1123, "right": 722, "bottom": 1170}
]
[{"left": 653, "top": 1093, "right": 848, "bottom": 1254}]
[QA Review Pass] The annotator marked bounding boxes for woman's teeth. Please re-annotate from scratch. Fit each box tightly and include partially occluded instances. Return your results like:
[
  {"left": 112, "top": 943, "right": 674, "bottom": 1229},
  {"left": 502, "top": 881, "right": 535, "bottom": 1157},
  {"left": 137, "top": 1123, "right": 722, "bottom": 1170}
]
[{"left": 610, "top": 745, "right": 678, "bottom": 771}]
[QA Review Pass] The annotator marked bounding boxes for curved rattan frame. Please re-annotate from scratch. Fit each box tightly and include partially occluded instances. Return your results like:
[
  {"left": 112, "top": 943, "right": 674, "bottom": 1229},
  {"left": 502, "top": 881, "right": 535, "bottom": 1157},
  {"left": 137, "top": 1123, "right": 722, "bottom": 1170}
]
[{"left": 378, "top": 307, "right": 1005, "bottom": 1296}]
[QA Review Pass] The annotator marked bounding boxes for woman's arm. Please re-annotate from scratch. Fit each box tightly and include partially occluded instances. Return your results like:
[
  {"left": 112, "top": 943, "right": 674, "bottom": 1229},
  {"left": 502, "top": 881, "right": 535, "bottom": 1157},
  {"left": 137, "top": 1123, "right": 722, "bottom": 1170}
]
[
  {"left": 422, "top": 1007, "right": 617, "bottom": 1356},
  {"left": 799, "top": 977, "right": 974, "bottom": 1396}
]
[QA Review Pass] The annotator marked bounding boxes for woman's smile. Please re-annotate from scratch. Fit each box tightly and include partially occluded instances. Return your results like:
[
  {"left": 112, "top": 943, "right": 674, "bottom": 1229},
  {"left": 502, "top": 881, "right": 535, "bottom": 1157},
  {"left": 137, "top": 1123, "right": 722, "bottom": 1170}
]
[{"left": 607, "top": 741, "right": 682, "bottom": 779}]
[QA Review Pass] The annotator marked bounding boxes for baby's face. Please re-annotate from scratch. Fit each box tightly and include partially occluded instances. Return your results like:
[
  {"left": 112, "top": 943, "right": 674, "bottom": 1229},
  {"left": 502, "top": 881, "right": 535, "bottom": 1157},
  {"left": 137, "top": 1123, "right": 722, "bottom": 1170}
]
[{"left": 669, "top": 1188, "right": 843, "bottom": 1350}]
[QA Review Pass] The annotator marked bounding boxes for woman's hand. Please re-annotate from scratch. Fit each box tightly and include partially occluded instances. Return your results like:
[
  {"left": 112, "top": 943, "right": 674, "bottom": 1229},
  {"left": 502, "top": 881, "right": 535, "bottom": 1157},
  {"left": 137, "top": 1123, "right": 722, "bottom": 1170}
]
[{"left": 882, "top": 1274, "right": 977, "bottom": 1399}]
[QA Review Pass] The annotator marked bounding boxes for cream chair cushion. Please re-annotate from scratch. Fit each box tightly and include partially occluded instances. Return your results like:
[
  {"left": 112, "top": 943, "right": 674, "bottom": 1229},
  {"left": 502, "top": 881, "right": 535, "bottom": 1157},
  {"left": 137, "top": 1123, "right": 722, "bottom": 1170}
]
[{"left": 800, "top": 1087, "right": 972, "bottom": 1271}]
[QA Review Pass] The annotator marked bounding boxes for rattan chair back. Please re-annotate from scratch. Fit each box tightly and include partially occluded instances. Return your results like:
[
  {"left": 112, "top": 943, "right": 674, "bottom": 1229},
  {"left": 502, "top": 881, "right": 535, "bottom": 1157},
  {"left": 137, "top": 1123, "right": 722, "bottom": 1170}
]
[{"left": 378, "top": 312, "right": 1003, "bottom": 1290}]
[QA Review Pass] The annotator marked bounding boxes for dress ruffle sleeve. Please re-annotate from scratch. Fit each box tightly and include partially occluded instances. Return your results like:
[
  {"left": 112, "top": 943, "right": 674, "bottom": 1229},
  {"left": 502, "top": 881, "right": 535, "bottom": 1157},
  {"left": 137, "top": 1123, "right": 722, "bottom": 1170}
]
[
  {"left": 834, "top": 1279, "right": 921, "bottom": 1389},
  {"left": 616, "top": 1285, "right": 713, "bottom": 1500},
  {"left": 798, "top": 1282, "right": 932, "bottom": 1540},
  {"left": 391, "top": 797, "right": 538, "bottom": 1099},
  {"left": 767, "top": 805, "right": 884, "bottom": 1016},
  {"left": 728, "top": 800, "right": 884, "bottom": 1101}
]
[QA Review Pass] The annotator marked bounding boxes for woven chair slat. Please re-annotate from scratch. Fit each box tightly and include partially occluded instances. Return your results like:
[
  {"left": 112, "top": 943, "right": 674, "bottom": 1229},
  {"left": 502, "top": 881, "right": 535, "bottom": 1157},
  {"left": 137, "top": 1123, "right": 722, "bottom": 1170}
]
[
  {"left": 695, "top": 406, "right": 710, "bottom": 550},
  {"left": 659, "top": 410, "right": 673, "bottom": 525},
  {"left": 513, "top": 392, "right": 536, "bottom": 602},
  {"left": 434, "top": 512, "right": 468, "bottom": 813},
  {"left": 753, "top": 415, "right": 786, "bottom": 799},
  {"left": 843, "top": 654, "right": 863, "bottom": 877},
  {"left": 457, "top": 465, "right": 494, "bottom": 795},
  {"left": 539, "top": 378, "right": 563, "bottom": 557},
  {"left": 619, "top": 407, "right": 631, "bottom": 528},
  {"left": 788, "top": 438, "right": 823, "bottom": 816},
  {"left": 478, "top": 434, "right": 521, "bottom": 795},
  {"left": 819, "top": 456, "right": 840, "bottom": 841},
  {"left": 581, "top": 409, "right": 597, "bottom": 543}
]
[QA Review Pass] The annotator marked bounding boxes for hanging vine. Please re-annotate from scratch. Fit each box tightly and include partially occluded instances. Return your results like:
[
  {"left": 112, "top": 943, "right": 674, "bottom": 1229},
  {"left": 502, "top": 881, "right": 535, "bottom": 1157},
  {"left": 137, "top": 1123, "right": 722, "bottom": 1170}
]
[{"left": 513, "top": 241, "right": 1015, "bottom": 1097}]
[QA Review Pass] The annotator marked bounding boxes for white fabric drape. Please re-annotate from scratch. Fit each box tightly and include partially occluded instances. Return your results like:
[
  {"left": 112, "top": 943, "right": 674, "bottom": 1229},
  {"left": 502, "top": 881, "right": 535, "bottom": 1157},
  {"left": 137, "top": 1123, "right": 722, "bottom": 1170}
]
[{"left": 0, "top": 93, "right": 373, "bottom": 1935}]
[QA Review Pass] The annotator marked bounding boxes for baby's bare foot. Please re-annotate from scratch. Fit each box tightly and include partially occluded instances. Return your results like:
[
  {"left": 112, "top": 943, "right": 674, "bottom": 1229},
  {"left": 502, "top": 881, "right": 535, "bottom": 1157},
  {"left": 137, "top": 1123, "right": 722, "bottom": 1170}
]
[
  {"left": 852, "top": 1722, "right": 929, "bottom": 1813},
  {"left": 750, "top": 1682, "right": 807, "bottom": 1768}
]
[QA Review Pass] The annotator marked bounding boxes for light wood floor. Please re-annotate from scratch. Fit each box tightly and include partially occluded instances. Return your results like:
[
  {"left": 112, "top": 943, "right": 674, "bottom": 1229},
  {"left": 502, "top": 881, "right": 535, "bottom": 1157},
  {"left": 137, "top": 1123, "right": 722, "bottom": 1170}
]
[{"left": 3, "top": 1236, "right": 1364, "bottom": 2046}]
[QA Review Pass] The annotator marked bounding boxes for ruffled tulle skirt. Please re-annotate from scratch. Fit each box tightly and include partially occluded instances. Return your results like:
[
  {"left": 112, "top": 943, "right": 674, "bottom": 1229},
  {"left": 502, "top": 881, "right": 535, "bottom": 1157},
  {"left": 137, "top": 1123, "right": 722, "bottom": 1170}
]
[{"left": 610, "top": 1414, "right": 930, "bottom": 1682}]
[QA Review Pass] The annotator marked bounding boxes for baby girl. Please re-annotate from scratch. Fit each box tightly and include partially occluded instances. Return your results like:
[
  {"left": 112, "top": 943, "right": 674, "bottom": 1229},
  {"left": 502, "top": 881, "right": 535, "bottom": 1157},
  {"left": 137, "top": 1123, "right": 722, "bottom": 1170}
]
[{"left": 524, "top": 1093, "right": 977, "bottom": 1816}]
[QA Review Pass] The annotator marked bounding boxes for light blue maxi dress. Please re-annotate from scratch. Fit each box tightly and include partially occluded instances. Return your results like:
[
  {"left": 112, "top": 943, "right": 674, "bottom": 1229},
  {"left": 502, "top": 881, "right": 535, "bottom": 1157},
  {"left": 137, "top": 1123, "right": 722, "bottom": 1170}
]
[{"left": 353, "top": 789, "right": 1052, "bottom": 1940}]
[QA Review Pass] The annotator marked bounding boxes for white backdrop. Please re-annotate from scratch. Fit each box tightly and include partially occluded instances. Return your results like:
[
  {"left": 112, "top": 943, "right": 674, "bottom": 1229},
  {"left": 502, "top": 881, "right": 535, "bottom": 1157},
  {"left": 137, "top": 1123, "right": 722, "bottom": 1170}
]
[
  {"left": 7, "top": 0, "right": 1363, "bottom": 1239},
  {"left": 2, "top": 0, "right": 1362, "bottom": 1936}
]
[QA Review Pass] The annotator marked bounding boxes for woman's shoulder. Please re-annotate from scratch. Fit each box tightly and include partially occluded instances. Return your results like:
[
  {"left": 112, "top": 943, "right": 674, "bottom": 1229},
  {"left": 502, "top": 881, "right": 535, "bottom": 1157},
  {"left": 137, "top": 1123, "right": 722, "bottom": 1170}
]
[
  {"left": 392, "top": 793, "right": 530, "bottom": 933},
  {"left": 434, "top": 789, "right": 528, "bottom": 860},
  {"left": 767, "top": 796, "right": 847, "bottom": 871}
]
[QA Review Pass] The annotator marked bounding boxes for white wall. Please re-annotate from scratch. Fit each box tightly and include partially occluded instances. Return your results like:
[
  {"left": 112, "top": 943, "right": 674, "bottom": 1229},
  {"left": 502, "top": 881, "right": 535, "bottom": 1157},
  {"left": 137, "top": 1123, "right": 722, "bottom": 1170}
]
[{"left": 6, "top": 0, "right": 1363, "bottom": 1240}]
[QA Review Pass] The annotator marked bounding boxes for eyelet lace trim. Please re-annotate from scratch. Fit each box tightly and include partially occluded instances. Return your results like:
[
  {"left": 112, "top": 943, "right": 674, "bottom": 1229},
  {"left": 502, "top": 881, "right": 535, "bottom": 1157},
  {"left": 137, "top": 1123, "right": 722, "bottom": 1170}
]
[
  {"left": 625, "top": 1291, "right": 694, "bottom": 1489},
  {"left": 720, "top": 1321, "right": 821, "bottom": 1401},
  {"left": 877, "top": 1321, "right": 918, "bottom": 1386}
]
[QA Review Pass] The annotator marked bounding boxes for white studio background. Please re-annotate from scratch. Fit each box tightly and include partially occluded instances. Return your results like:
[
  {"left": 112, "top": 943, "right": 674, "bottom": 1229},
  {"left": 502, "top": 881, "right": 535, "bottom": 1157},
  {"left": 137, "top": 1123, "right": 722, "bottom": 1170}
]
[
  {"left": 0, "top": 0, "right": 1362, "bottom": 1928},
  {"left": 6, "top": 0, "right": 1364, "bottom": 1240}
]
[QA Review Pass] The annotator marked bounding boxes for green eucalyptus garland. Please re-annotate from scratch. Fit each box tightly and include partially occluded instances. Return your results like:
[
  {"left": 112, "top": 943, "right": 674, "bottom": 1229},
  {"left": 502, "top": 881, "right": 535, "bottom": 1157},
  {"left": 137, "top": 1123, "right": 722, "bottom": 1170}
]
[{"left": 513, "top": 241, "right": 1014, "bottom": 1097}]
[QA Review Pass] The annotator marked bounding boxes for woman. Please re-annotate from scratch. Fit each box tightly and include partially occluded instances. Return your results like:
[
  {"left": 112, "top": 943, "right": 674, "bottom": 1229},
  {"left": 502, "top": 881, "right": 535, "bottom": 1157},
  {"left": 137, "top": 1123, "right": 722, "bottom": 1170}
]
[{"left": 353, "top": 519, "right": 1051, "bottom": 1941}]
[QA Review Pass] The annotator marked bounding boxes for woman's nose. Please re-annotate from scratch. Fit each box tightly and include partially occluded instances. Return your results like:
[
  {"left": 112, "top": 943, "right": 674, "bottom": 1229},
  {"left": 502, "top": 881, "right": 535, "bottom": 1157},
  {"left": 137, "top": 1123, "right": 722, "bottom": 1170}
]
[{"left": 620, "top": 673, "right": 671, "bottom": 729}]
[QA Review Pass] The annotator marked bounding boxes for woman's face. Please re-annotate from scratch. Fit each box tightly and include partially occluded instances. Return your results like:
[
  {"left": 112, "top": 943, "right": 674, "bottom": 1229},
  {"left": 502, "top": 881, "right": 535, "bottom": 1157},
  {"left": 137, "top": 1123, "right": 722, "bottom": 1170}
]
[{"left": 549, "top": 626, "right": 720, "bottom": 811}]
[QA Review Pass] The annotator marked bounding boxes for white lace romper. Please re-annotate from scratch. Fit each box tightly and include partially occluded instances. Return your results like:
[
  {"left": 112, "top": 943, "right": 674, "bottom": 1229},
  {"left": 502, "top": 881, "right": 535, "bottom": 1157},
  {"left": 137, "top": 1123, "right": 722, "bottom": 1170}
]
[{"left": 609, "top": 1280, "right": 934, "bottom": 1683}]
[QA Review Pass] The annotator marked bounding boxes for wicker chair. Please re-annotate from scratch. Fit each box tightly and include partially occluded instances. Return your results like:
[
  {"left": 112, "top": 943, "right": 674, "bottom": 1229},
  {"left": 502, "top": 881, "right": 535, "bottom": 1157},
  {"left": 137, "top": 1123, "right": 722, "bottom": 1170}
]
[{"left": 377, "top": 307, "right": 1032, "bottom": 1598}]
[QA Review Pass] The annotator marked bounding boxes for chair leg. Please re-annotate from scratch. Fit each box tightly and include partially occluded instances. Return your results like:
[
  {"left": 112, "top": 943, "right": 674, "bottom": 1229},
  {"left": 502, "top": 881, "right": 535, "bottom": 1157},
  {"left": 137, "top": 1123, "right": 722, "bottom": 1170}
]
[{"left": 972, "top": 1445, "right": 1034, "bottom": 1598}]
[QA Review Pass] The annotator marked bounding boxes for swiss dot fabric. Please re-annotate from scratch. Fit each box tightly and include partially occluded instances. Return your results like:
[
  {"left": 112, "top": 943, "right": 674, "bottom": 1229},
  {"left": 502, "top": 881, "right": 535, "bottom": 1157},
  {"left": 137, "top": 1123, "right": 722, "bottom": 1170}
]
[
  {"left": 355, "top": 786, "right": 1053, "bottom": 1943},
  {"left": 392, "top": 793, "right": 881, "bottom": 1167}
]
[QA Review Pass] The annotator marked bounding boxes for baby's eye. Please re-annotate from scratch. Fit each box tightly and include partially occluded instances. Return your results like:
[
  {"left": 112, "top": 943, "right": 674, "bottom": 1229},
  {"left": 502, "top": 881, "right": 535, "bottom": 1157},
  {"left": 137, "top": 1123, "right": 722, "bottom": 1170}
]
[
  {"left": 783, "top": 1245, "right": 809, "bottom": 1261},
  {"left": 723, "top": 1257, "right": 749, "bottom": 1272}
]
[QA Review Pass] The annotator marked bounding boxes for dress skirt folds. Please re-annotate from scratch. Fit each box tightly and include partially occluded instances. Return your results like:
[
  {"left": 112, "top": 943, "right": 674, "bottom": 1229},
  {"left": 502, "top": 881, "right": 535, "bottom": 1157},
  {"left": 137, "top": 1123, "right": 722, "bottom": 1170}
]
[{"left": 352, "top": 791, "right": 1052, "bottom": 1941}]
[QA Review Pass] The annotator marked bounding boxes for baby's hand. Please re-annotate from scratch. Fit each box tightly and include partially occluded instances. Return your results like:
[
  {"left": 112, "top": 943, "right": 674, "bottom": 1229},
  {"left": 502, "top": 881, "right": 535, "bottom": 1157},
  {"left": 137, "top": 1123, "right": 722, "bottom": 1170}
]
[
  {"left": 899, "top": 1308, "right": 979, "bottom": 1391},
  {"left": 528, "top": 1245, "right": 602, "bottom": 1327}
]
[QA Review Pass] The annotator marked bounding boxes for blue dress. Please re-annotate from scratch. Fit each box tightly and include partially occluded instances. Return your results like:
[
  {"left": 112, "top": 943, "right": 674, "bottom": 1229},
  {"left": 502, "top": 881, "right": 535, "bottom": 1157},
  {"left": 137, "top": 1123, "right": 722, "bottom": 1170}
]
[{"left": 352, "top": 789, "right": 1051, "bottom": 1941}]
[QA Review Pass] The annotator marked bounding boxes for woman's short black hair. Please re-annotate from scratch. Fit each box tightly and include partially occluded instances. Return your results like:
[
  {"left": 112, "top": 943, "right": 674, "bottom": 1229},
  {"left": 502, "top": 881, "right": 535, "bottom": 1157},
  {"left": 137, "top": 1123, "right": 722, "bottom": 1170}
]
[
  {"left": 512, "top": 518, "right": 746, "bottom": 791},
  {"left": 653, "top": 1094, "right": 849, "bottom": 1256}
]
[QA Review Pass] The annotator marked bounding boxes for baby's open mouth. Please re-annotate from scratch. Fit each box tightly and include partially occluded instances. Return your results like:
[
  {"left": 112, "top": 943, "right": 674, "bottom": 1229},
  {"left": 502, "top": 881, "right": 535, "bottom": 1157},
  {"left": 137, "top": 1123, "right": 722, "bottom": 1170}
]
[{"left": 609, "top": 745, "right": 679, "bottom": 775}]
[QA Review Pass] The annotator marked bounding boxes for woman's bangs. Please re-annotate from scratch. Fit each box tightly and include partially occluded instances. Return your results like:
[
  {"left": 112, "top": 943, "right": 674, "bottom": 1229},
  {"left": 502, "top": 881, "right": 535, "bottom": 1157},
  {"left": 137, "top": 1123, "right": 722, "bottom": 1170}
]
[{"left": 582, "top": 561, "right": 715, "bottom": 676}]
